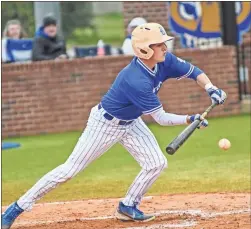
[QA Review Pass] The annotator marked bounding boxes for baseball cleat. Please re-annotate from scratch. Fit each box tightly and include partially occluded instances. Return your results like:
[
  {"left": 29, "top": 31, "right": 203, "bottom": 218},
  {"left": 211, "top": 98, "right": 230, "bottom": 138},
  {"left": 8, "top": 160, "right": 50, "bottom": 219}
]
[
  {"left": 1, "top": 202, "right": 24, "bottom": 229},
  {"left": 116, "top": 201, "right": 155, "bottom": 222}
]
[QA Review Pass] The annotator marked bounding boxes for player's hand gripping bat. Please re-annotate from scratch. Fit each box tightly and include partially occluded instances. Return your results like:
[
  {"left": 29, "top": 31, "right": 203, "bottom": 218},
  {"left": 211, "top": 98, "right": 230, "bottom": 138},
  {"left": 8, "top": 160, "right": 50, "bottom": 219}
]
[{"left": 166, "top": 103, "right": 217, "bottom": 155}]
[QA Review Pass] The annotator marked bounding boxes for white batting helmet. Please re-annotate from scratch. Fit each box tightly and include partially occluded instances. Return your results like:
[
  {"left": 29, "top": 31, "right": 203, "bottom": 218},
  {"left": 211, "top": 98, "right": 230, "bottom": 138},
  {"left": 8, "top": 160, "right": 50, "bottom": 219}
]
[{"left": 132, "top": 23, "right": 173, "bottom": 59}]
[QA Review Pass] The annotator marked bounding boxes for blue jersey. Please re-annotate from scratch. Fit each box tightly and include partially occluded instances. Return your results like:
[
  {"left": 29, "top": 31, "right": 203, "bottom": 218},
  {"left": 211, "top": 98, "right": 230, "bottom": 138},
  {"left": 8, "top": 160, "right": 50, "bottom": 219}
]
[{"left": 101, "top": 52, "right": 203, "bottom": 120}]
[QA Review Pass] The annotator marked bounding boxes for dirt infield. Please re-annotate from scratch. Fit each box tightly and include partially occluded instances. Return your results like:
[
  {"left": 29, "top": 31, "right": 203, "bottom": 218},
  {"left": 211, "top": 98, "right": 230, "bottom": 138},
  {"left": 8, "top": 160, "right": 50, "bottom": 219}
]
[{"left": 3, "top": 193, "right": 250, "bottom": 229}]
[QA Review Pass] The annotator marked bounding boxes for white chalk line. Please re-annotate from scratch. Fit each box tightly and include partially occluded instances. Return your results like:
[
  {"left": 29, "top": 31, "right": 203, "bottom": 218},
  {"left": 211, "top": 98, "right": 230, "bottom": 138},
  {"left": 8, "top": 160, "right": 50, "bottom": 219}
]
[
  {"left": 201, "top": 209, "right": 251, "bottom": 218},
  {"left": 123, "top": 220, "right": 197, "bottom": 229},
  {"left": 81, "top": 210, "right": 202, "bottom": 220},
  {"left": 156, "top": 209, "right": 251, "bottom": 218},
  {"left": 13, "top": 208, "right": 251, "bottom": 228},
  {"left": 15, "top": 196, "right": 154, "bottom": 207}
]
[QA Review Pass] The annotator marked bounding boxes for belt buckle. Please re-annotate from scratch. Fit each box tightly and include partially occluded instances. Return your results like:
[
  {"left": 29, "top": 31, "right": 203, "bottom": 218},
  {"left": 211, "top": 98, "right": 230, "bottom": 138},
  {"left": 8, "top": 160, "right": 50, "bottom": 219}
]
[
  {"left": 104, "top": 113, "right": 113, "bottom": 121},
  {"left": 98, "top": 104, "right": 133, "bottom": 125},
  {"left": 119, "top": 120, "right": 133, "bottom": 126},
  {"left": 118, "top": 120, "right": 126, "bottom": 125}
]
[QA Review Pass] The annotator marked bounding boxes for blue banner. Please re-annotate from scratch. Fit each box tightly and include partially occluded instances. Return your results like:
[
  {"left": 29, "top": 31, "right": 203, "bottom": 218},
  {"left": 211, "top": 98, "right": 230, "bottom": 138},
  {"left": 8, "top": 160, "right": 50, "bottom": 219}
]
[{"left": 168, "top": 2, "right": 251, "bottom": 48}]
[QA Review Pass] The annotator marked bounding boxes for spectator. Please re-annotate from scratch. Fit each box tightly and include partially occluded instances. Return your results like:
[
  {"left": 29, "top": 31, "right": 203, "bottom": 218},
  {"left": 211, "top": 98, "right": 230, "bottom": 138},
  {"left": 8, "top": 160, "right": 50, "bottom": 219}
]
[
  {"left": 32, "top": 15, "right": 67, "bottom": 61},
  {"left": 2, "top": 19, "right": 28, "bottom": 62},
  {"left": 2, "top": 19, "right": 27, "bottom": 39},
  {"left": 121, "top": 17, "right": 147, "bottom": 55}
]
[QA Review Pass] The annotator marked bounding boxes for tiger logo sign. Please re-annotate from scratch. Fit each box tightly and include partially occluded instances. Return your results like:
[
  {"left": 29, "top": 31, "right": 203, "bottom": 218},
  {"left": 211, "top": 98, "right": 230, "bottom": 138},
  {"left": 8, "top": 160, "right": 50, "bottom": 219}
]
[{"left": 168, "top": 2, "right": 251, "bottom": 49}]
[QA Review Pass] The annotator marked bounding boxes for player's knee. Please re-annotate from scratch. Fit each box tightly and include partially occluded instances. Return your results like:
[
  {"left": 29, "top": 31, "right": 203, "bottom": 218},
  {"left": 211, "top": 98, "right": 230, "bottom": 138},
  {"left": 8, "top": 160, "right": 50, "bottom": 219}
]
[
  {"left": 59, "top": 162, "right": 81, "bottom": 181},
  {"left": 146, "top": 153, "right": 167, "bottom": 170},
  {"left": 154, "top": 157, "right": 168, "bottom": 171}
]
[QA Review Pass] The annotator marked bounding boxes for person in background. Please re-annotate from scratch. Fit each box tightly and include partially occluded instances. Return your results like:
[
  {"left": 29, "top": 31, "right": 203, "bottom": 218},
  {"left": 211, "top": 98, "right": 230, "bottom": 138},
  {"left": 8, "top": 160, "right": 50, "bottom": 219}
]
[
  {"left": 2, "top": 20, "right": 28, "bottom": 62},
  {"left": 2, "top": 19, "right": 27, "bottom": 39},
  {"left": 121, "top": 17, "right": 147, "bottom": 55},
  {"left": 32, "top": 15, "right": 67, "bottom": 61}
]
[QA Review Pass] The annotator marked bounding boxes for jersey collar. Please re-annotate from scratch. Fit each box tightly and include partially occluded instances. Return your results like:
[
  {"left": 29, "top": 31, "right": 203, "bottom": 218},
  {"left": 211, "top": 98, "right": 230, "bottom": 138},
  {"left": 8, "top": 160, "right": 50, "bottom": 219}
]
[{"left": 136, "top": 58, "right": 158, "bottom": 77}]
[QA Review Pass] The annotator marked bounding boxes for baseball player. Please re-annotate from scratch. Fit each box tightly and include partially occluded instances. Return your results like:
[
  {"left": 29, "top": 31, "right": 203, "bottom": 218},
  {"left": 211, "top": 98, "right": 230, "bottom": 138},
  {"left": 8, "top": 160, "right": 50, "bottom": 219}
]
[{"left": 2, "top": 23, "right": 227, "bottom": 228}]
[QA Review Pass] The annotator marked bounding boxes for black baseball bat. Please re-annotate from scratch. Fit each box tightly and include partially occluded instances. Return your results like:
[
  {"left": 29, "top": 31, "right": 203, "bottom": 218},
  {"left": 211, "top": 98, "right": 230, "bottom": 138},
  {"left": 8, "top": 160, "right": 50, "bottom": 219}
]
[{"left": 166, "top": 103, "right": 217, "bottom": 155}]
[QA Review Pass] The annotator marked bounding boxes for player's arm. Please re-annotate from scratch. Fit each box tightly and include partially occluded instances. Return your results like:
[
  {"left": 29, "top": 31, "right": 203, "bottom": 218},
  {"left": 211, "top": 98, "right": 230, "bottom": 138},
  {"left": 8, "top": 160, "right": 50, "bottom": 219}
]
[
  {"left": 124, "top": 80, "right": 207, "bottom": 127},
  {"left": 151, "top": 108, "right": 208, "bottom": 128},
  {"left": 164, "top": 53, "right": 227, "bottom": 105},
  {"left": 196, "top": 73, "right": 227, "bottom": 105}
]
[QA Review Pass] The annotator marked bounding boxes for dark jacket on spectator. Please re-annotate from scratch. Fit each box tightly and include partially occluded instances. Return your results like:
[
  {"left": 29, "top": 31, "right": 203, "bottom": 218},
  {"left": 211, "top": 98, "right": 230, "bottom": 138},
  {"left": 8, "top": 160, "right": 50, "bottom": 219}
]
[{"left": 32, "top": 27, "right": 67, "bottom": 61}]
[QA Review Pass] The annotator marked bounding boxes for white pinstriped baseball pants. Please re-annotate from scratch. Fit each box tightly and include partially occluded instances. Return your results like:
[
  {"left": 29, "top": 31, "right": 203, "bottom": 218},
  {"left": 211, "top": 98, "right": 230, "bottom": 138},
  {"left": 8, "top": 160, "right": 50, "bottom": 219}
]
[{"left": 17, "top": 105, "right": 167, "bottom": 211}]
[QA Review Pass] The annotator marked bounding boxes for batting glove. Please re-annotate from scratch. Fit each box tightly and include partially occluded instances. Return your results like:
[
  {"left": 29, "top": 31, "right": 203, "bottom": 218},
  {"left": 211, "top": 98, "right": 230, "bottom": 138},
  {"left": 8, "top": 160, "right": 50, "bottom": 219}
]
[
  {"left": 188, "top": 114, "right": 208, "bottom": 129},
  {"left": 205, "top": 84, "right": 227, "bottom": 105}
]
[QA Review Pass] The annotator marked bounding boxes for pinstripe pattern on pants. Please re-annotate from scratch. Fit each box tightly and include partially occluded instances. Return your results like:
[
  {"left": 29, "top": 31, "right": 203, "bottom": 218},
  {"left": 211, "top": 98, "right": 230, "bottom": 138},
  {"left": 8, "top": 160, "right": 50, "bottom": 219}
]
[
  {"left": 17, "top": 105, "right": 167, "bottom": 211},
  {"left": 120, "top": 117, "right": 168, "bottom": 206},
  {"left": 17, "top": 105, "right": 126, "bottom": 211}
]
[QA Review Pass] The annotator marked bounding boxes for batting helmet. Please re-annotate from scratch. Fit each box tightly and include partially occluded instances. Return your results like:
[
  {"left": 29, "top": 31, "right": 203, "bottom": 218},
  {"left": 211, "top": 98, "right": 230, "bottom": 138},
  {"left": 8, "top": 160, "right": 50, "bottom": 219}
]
[{"left": 132, "top": 23, "right": 173, "bottom": 59}]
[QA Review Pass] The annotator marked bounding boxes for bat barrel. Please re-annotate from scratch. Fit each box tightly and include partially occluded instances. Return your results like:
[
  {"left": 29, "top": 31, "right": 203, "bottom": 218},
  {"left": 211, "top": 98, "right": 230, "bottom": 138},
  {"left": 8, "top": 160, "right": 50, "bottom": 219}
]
[
  {"left": 165, "top": 103, "right": 217, "bottom": 155},
  {"left": 166, "top": 120, "right": 200, "bottom": 155},
  {"left": 166, "top": 146, "right": 176, "bottom": 155}
]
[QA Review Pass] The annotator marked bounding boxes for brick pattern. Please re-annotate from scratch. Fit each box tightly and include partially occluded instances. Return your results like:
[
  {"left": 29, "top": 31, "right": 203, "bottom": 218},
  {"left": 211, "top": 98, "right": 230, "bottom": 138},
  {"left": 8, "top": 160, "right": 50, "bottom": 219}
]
[
  {"left": 2, "top": 46, "right": 241, "bottom": 138},
  {"left": 240, "top": 32, "right": 251, "bottom": 94},
  {"left": 123, "top": 2, "right": 169, "bottom": 31}
]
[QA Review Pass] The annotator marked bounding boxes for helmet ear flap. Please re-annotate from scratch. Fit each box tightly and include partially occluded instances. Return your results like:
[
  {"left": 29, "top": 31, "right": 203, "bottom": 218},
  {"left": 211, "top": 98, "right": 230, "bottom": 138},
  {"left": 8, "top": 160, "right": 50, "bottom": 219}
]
[
  {"left": 132, "top": 43, "right": 154, "bottom": 59},
  {"left": 140, "top": 46, "right": 154, "bottom": 59}
]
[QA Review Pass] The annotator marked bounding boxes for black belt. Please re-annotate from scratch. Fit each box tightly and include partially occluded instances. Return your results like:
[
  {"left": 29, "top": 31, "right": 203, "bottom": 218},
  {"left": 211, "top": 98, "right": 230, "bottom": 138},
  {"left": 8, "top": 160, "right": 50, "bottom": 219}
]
[{"left": 98, "top": 104, "right": 134, "bottom": 126}]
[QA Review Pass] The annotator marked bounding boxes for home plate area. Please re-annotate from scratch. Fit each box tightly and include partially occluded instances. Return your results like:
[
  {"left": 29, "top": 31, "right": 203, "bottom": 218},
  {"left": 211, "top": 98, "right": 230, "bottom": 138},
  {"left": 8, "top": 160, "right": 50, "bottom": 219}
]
[{"left": 4, "top": 193, "right": 250, "bottom": 229}]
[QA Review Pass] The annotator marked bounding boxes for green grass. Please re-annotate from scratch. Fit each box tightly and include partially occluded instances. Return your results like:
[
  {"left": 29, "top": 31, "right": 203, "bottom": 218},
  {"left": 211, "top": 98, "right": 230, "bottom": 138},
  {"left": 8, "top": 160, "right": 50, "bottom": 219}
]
[
  {"left": 2, "top": 115, "right": 250, "bottom": 205},
  {"left": 67, "top": 13, "right": 124, "bottom": 47}
]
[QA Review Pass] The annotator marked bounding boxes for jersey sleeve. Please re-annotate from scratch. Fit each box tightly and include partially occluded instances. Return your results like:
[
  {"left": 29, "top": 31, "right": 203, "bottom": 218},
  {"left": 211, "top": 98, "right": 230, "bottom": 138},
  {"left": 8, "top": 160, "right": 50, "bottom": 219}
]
[
  {"left": 163, "top": 52, "right": 203, "bottom": 81},
  {"left": 124, "top": 81, "right": 162, "bottom": 115}
]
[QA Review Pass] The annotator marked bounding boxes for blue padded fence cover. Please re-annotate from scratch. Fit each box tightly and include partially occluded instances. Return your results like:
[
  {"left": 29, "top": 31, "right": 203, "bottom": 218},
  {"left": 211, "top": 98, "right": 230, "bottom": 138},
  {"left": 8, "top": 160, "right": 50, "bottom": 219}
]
[{"left": 2, "top": 142, "right": 21, "bottom": 150}]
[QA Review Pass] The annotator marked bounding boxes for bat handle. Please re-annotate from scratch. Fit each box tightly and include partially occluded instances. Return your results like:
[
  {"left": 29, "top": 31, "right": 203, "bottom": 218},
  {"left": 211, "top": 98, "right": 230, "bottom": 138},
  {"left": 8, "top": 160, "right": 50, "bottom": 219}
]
[{"left": 201, "top": 103, "right": 217, "bottom": 119}]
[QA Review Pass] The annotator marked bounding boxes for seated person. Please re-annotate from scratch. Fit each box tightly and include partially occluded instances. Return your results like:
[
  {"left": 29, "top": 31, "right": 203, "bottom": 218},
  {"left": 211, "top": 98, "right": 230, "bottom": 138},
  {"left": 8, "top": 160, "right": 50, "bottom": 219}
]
[
  {"left": 2, "top": 19, "right": 29, "bottom": 63},
  {"left": 32, "top": 15, "right": 67, "bottom": 61},
  {"left": 121, "top": 17, "right": 147, "bottom": 55}
]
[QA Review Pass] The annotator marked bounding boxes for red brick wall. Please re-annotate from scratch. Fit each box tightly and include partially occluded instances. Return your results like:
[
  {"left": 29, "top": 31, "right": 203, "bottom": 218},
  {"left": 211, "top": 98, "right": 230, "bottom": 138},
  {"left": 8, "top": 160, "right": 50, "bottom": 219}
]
[
  {"left": 2, "top": 46, "right": 241, "bottom": 138},
  {"left": 123, "top": 2, "right": 169, "bottom": 32},
  {"left": 240, "top": 34, "right": 251, "bottom": 95}
]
